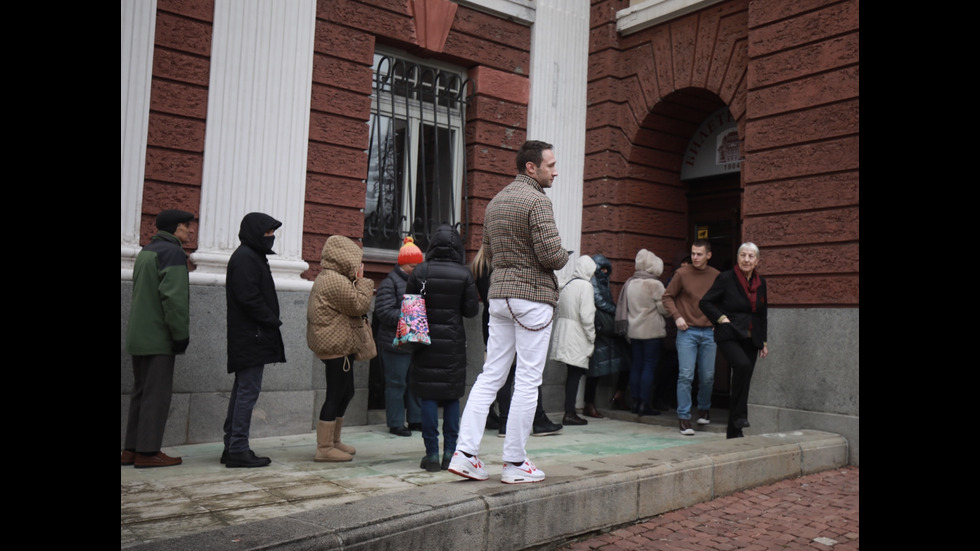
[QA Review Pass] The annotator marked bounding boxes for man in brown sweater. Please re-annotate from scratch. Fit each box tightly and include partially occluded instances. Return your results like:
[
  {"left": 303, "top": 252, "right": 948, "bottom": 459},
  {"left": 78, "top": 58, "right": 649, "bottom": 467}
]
[{"left": 662, "top": 240, "right": 720, "bottom": 435}]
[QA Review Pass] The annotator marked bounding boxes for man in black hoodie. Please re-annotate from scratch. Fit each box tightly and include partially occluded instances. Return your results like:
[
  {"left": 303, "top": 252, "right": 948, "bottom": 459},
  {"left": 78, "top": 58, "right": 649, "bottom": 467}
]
[{"left": 222, "top": 212, "right": 286, "bottom": 468}]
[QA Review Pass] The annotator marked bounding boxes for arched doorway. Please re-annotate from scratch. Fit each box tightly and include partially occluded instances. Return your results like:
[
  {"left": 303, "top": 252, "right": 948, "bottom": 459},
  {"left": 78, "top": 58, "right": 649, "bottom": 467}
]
[
  {"left": 680, "top": 106, "right": 743, "bottom": 406},
  {"left": 605, "top": 89, "right": 744, "bottom": 412}
]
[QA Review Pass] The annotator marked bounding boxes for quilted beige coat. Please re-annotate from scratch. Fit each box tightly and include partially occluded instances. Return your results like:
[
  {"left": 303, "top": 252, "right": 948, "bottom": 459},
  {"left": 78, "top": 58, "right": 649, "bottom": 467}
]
[{"left": 306, "top": 235, "right": 375, "bottom": 359}]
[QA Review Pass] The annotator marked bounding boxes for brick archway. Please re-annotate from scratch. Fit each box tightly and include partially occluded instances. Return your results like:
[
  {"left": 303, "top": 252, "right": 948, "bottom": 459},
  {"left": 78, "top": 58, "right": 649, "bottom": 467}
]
[{"left": 584, "top": 0, "right": 749, "bottom": 289}]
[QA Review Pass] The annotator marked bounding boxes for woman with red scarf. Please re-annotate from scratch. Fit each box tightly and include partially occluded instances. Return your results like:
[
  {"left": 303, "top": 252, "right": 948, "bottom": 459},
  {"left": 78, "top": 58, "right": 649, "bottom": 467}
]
[{"left": 699, "top": 242, "right": 769, "bottom": 439}]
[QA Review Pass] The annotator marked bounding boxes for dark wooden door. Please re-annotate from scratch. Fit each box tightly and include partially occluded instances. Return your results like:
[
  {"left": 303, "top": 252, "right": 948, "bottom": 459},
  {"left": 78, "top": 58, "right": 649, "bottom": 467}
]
[{"left": 686, "top": 173, "right": 740, "bottom": 406}]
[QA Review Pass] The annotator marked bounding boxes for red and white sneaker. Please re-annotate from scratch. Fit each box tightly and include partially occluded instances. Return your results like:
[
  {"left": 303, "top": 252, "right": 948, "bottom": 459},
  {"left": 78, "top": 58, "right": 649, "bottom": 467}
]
[
  {"left": 501, "top": 457, "right": 545, "bottom": 484},
  {"left": 447, "top": 451, "right": 488, "bottom": 481}
]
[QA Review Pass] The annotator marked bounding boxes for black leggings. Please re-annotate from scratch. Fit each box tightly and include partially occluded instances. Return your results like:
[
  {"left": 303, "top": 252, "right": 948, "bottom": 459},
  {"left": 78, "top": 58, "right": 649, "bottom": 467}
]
[
  {"left": 717, "top": 339, "right": 758, "bottom": 436},
  {"left": 319, "top": 356, "right": 355, "bottom": 421},
  {"left": 564, "top": 364, "right": 598, "bottom": 414}
]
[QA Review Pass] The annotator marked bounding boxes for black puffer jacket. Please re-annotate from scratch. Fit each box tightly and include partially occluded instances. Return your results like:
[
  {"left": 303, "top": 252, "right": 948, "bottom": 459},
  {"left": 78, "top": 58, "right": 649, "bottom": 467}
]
[
  {"left": 226, "top": 212, "right": 286, "bottom": 373},
  {"left": 405, "top": 225, "right": 480, "bottom": 400},
  {"left": 588, "top": 254, "right": 630, "bottom": 377},
  {"left": 374, "top": 265, "right": 411, "bottom": 354}
]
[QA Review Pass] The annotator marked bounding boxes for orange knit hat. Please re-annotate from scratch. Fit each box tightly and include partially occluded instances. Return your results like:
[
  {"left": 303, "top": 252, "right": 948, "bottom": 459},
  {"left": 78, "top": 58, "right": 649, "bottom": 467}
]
[{"left": 397, "top": 236, "right": 424, "bottom": 265}]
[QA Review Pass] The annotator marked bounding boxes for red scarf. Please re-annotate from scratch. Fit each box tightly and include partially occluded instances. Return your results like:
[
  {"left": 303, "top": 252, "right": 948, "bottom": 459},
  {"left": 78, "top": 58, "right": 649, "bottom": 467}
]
[{"left": 735, "top": 269, "right": 760, "bottom": 313}]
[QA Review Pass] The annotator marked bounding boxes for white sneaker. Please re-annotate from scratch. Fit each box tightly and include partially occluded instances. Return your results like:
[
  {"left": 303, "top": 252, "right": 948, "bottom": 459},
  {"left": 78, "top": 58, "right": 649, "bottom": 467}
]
[
  {"left": 697, "top": 411, "right": 711, "bottom": 425},
  {"left": 447, "top": 451, "right": 488, "bottom": 481},
  {"left": 501, "top": 458, "right": 545, "bottom": 484}
]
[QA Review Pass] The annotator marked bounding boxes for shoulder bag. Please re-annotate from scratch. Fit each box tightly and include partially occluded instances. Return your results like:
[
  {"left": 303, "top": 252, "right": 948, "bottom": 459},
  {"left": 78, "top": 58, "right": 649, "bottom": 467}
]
[
  {"left": 353, "top": 315, "right": 377, "bottom": 361},
  {"left": 393, "top": 265, "right": 431, "bottom": 351}
]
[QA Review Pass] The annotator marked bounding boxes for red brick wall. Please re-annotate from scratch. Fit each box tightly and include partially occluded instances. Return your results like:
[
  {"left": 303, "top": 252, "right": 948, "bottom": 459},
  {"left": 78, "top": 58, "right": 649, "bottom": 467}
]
[
  {"left": 307, "top": 0, "right": 532, "bottom": 282},
  {"left": 137, "top": 1, "right": 530, "bottom": 283},
  {"left": 141, "top": 0, "right": 214, "bottom": 251},
  {"left": 585, "top": 0, "right": 858, "bottom": 307},
  {"left": 743, "top": 0, "right": 859, "bottom": 306}
]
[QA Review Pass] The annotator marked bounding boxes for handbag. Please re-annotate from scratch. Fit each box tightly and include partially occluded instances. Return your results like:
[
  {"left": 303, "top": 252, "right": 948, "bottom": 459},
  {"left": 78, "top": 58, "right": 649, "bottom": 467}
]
[
  {"left": 595, "top": 309, "right": 615, "bottom": 337},
  {"left": 393, "top": 265, "right": 430, "bottom": 351},
  {"left": 353, "top": 316, "right": 377, "bottom": 361}
]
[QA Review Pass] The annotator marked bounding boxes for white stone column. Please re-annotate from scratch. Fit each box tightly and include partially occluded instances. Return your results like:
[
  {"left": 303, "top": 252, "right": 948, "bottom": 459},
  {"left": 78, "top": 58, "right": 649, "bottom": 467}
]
[
  {"left": 526, "top": 0, "right": 590, "bottom": 284},
  {"left": 120, "top": 0, "right": 158, "bottom": 280},
  {"left": 189, "top": 0, "right": 316, "bottom": 291}
]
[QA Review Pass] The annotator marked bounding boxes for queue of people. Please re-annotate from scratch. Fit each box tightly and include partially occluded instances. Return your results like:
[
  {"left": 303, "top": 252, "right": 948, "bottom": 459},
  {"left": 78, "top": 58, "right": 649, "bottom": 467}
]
[{"left": 123, "top": 140, "right": 769, "bottom": 478}]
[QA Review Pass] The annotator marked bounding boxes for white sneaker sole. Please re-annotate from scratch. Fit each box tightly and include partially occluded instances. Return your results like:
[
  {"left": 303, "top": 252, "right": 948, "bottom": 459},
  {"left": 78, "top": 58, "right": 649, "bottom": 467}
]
[
  {"left": 449, "top": 468, "right": 488, "bottom": 481},
  {"left": 697, "top": 419, "right": 710, "bottom": 425},
  {"left": 501, "top": 474, "right": 545, "bottom": 484},
  {"left": 447, "top": 458, "right": 489, "bottom": 481}
]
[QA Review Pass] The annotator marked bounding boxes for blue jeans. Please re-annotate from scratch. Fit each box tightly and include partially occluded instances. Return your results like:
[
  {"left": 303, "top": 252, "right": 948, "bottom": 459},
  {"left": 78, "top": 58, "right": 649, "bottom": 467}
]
[
  {"left": 421, "top": 398, "right": 459, "bottom": 457},
  {"left": 223, "top": 365, "right": 265, "bottom": 454},
  {"left": 381, "top": 349, "right": 421, "bottom": 428},
  {"left": 629, "top": 338, "right": 662, "bottom": 404},
  {"left": 675, "top": 326, "right": 716, "bottom": 420}
]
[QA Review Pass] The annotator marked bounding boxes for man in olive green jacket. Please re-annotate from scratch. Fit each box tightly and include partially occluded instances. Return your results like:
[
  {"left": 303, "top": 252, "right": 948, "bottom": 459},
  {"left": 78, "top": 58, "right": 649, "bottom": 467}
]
[{"left": 123, "top": 209, "right": 194, "bottom": 468}]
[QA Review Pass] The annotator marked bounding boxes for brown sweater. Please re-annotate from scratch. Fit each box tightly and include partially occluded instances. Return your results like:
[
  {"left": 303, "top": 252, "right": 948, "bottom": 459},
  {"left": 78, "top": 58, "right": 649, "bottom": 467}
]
[{"left": 662, "top": 264, "right": 720, "bottom": 329}]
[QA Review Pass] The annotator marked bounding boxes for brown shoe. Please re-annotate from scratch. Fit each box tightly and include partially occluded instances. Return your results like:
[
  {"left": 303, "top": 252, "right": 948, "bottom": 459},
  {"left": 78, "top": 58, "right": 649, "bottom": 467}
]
[
  {"left": 583, "top": 403, "right": 604, "bottom": 418},
  {"left": 121, "top": 450, "right": 136, "bottom": 466},
  {"left": 696, "top": 410, "right": 710, "bottom": 425},
  {"left": 134, "top": 451, "right": 182, "bottom": 469},
  {"left": 609, "top": 391, "right": 629, "bottom": 411},
  {"left": 562, "top": 413, "right": 588, "bottom": 426}
]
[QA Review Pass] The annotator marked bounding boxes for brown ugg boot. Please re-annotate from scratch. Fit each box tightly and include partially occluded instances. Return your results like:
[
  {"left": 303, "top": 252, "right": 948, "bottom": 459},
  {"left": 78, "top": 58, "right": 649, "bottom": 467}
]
[
  {"left": 315, "top": 420, "right": 352, "bottom": 462},
  {"left": 334, "top": 417, "right": 356, "bottom": 455}
]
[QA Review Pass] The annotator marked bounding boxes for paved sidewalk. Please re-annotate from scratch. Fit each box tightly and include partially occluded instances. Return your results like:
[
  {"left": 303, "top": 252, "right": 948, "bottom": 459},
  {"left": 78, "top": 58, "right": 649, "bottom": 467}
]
[
  {"left": 558, "top": 465, "right": 859, "bottom": 550},
  {"left": 121, "top": 412, "right": 722, "bottom": 548},
  {"left": 121, "top": 410, "right": 853, "bottom": 550}
]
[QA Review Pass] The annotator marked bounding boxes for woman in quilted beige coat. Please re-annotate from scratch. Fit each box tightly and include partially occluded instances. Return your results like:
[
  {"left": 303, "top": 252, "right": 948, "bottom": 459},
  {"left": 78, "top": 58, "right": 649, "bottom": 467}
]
[{"left": 306, "top": 235, "right": 375, "bottom": 461}]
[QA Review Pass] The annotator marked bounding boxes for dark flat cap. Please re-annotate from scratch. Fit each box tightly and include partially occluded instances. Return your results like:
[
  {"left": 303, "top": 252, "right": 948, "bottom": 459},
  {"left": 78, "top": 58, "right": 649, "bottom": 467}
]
[{"left": 156, "top": 209, "right": 195, "bottom": 234}]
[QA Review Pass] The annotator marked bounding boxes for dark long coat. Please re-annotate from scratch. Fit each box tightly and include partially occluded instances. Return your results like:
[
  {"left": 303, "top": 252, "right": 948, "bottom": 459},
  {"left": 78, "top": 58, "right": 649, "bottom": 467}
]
[
  {"left": 588, "top": 254, "right": 630, "bottom": 377},
  {"left": 226, "top": 212, "right": 286, "bottom": 373},
  {"left": 405, "top": 225, "right": 480, "bottom": 400}
]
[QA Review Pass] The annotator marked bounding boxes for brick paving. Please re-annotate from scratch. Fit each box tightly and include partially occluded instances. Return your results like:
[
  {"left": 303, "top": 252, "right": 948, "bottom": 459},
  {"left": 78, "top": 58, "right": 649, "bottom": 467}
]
[{"left": 558, "top": 466, "right": 858, "bottom": 550}]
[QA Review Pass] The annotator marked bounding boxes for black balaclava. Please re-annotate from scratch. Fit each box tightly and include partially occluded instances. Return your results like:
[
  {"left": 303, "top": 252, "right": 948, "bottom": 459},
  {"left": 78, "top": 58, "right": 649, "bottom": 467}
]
[{"left": 238, "top": 212, "right": 282, "bottom": 256}]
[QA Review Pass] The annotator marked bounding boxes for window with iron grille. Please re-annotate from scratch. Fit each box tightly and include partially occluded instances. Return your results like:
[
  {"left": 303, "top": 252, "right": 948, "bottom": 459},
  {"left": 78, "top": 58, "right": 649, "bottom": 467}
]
[{"left": 362, "top": 51, "right": 470, "bottom": 257}]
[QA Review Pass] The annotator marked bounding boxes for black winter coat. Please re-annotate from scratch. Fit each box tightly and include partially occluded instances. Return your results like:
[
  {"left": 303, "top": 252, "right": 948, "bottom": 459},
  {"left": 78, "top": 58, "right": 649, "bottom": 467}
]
[
  {"left": 405, "top": 225, "right": 480, "bottom": 400},
  {"left": 226, "top": 212, "right": 286, "bottom": 373},
  {"left": 699, "top": 269, "right": 768, "bottom": 349},
  {"left": 588, "top": 254, "right": 630, "bottom": 377}
]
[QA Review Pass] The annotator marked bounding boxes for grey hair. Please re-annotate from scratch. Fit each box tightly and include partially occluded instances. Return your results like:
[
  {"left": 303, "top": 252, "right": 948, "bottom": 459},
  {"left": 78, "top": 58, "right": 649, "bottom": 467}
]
[{"left": 737, "top": 242, "right": 760, "bottom": 256}]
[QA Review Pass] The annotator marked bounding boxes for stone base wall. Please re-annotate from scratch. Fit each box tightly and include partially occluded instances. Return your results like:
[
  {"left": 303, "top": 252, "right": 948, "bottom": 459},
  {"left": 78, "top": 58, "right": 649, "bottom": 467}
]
[{"left": 122, "top": 283, "right": 858, "bottom": 465}]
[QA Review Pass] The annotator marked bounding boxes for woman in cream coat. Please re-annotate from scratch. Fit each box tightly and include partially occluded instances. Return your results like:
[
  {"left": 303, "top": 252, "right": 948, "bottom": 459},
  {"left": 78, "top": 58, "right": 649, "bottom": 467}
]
[
  {"left": 618, "top": 249, "right": 669, "bottom": 416},
  {"left": 549, "top": 255, "right": 597, "bottom": 425}
]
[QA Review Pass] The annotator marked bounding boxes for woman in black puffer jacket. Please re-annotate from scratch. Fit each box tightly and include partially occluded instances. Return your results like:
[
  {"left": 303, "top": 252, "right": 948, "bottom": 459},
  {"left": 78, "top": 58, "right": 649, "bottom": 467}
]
[{"left": 404, "top": 224, "right": 480, "bottom": 472}]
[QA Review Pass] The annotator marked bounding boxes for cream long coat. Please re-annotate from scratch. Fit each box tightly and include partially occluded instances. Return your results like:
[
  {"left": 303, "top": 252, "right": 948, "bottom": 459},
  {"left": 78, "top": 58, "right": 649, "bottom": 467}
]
[
  {"left": 548, "top": 255, "right": 597, "bottom": 369},
  {"left": 623, "top": 249, "right": 669, "bottom": 340}
]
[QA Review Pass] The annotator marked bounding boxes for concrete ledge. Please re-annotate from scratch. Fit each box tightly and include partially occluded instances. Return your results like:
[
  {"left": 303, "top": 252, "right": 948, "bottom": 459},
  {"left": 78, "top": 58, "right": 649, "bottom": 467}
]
[{"left": 129, "top": 430, "right": 847, "bottom": 550}]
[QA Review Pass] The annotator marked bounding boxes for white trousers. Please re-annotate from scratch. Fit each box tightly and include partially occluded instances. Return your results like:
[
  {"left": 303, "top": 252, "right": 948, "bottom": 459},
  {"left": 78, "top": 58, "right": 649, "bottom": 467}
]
[{"left": 456, "top": 298, "right": 554, "bottom": 463}]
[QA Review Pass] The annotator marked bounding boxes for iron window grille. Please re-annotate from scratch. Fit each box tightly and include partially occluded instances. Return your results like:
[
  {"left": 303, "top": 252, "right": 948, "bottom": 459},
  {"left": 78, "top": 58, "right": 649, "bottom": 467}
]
[{"left": 363, "top": 52, "right": 472, "bottom": 257}]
